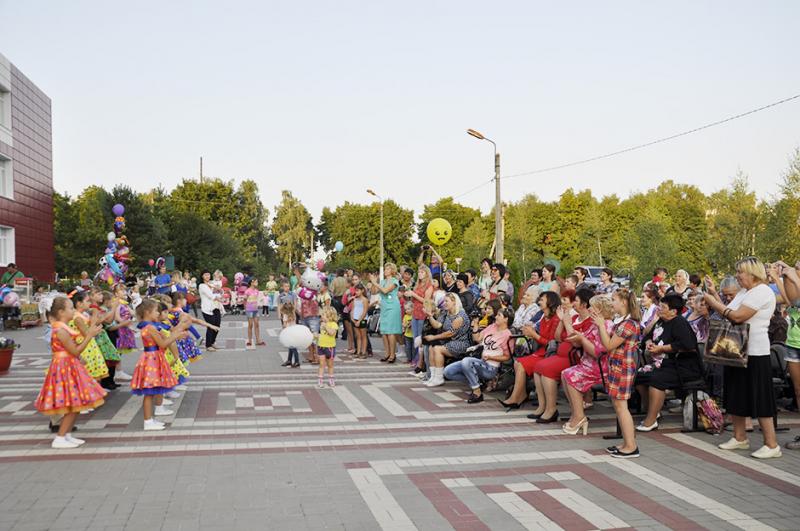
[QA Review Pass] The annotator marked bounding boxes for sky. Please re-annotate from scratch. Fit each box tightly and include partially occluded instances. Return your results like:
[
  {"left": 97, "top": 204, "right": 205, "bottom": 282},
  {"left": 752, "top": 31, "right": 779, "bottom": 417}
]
[{"left": 1, "top": 1, "right": 799, "bottom": 222}]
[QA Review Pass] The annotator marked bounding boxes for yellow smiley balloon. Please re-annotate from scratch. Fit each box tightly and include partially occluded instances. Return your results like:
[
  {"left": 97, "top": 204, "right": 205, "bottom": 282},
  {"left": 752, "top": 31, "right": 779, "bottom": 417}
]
[{"left": 426, "top": 218, "right": 452, "bottom": 246}]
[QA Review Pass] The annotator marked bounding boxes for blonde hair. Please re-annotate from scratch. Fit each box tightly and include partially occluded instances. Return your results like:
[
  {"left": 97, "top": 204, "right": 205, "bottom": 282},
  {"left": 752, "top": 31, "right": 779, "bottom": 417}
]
[
  {"left": 384, "top": 262, "right": 398, "bottom": 276},
  {"left": 445, "top": 292, "right": 463, "bottom": 314},
  {"left": 675, "top": 269, "right": 689, "bottom": 282},
  {"left": 321, "top": 306, "right": 338, "bottom": 323},
  {"left": 613, "top": 288, "right": 642, "bottom": 321},
  {"left": 735, "top": 257, "right": 767, "bottom": 282},
  {"left": 416, "top": 264, "right": 432, "bottom": 286},
  {"left": 589, "top": 294, "right": 615, "bottom": 320}
]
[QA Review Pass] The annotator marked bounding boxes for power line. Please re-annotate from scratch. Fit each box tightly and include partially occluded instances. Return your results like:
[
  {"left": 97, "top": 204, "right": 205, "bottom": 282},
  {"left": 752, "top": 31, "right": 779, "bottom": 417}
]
[
  {"left": 452, "top": 177, "right": 494, "bottom": 200},
  {"left": 502, "top": 92, "right": 800, "bottom": 180}
]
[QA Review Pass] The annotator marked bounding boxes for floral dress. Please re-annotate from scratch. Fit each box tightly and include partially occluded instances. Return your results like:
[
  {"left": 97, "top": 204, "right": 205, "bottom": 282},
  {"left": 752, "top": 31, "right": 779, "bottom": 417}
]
[
  {"left": 69, "top": 312, "right": 109, "bottom": 379},
  {"left": 34, "top": 322, "right": 107, "bottom": 415},
  {"left": 562, "top": 320, "right": 613, "bottom": 392}
]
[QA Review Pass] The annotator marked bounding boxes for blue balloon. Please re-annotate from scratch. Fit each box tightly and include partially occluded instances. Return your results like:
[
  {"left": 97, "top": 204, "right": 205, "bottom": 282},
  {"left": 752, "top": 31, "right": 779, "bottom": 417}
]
[
  {"left": 105, "top": 254, "right": 123, "bottom": 277},
  {"left": 334, "top": 241, "right": 344, "bottom": 252}
]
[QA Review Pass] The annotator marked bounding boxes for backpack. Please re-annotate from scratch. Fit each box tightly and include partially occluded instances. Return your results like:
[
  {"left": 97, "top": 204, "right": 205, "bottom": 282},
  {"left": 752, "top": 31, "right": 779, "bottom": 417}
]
[{"left": 683, "top": 391, "right": 724, "bottom": 434}]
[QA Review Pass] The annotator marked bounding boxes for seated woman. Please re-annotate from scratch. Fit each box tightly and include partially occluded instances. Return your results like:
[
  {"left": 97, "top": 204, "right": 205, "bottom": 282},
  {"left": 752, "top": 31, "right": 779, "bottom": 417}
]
[
  {"left": 528, "top": 289, "right": 583, "bottom": 423},
  {"left": 477, "top": 298, "right": 502, "bottom": 331},
  {"left": 513, "top": 290, "right": 540, "bottom": 331},
  {"left": 687, "top": 293, "right": 709, "bottom": 343},
  {"left": 423, "top": 293, "right": 470, "bottom": 387},
  {"left": 444, "top": 307, "right": 513, "bottom": 403},
  {"left": 561, "top": 294, "right": 615, "bottom": 432},
  {"left": 498, "top": 291, "right": 561, "bottom": 410},
  {"left": 635, "top": 293, "right": 702, "bottom": 432}
]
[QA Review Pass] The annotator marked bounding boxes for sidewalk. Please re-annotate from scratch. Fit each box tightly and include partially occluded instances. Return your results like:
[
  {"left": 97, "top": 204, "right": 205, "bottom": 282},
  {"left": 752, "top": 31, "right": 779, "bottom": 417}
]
[{"left": 1, "top": 315, "right": 800, "bottom": 530}]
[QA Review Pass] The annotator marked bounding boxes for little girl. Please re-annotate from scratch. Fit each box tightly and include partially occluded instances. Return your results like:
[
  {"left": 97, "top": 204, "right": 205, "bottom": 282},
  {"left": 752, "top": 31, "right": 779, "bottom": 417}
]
[
  {"left": 70, "top": 291, "right": 109, "bottom": 383},
  {"left": 131, "top": 299, "right": 186, "bottom": 431},
  {"left": 113, "top": 283, "right": 137, "bottom": 357},
  {"left": 154, "top": 300, "right": 190, "bottom": 400},
  {"left": 258, "top": 288, "right": 269, "bottom": 316},
  {"left": 89, "top": 288, "right": 121, "bottom": 390},
  {"left": 169, "top": 292, "right": 217, "bottom": 362},
  {"left": 280, "top": 302, "right": 300, "bottom": 368},
  {"left": 317, "top": 306, "right": 339, "bottom": 388},
  {"left": 244, "top": 278, "right": 263, "bottom": 348},
  {"left": 350, "top": 284, "right": 369, "bottom": 360},
  {"left": 35, "top": 296, "right": 107, "bottom": 448}
]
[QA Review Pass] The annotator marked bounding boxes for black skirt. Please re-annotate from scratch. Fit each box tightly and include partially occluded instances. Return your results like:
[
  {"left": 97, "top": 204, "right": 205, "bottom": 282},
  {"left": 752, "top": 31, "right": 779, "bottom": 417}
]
[{"left": 723, "top": 355, "right": 776, "bottom": 418}]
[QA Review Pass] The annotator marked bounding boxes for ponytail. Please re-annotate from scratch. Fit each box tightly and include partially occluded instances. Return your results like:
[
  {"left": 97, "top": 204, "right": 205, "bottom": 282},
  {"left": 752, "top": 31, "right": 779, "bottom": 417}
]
[{"left": 615, "top": 288, "right": 640, "bottom": 321}]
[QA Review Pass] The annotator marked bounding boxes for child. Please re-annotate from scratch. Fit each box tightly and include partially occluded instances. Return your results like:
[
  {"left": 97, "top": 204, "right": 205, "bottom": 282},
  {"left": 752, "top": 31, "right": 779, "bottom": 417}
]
[
  {"left": 155, "top": 301, "right": 190, "bottom": 399},
  {"left": 258, "top": 289, "right": 269, "bottom": 316},
  {"left": 244, "top": 278, "right": 263, "bottom": 348},
  {"left": 350, "top": 283, "right": 369, "bottom": 360},
  {"left": 131, "top": 299, "right": 186, "bottom": 431},
  {"left": 317, "top": 306, "right": 339, "bottom": 388},
  {"left": 169, "top": 292, "right": 214, "bottom": 363},
  {"left": 113, "top": 283, "right": 137, "bottom": 360},
  {"left": 90, "top": 288, "right": 122, "bottom": 390},
  {"left": 35, "top": 296, "right": 107, "bottom": 448},
  {"left": 265, "top": 274, "right": 279, "bottom": 310},
  {"left": 402, "top": 301, "right": 414, "bottom": 364},
  {"left": 280, "top": 302, "right": 300, "bottom": 368},
  {"left": 591, "top": 289, "right": 642, "bottom": 458},
  {"left": 69, "top": 291, "right": 110, "bottom": 383}
]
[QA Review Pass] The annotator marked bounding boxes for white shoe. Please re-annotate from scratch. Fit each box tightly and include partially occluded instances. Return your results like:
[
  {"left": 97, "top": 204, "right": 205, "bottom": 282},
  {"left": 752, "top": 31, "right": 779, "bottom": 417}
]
[
  {"left": 80, "top": 408, "right": 94, "bottom": 415},
  {"left": 166, "top": 390, "right": 181, "bottom": 399},
  {"left": 174, "top": 385, "right": 188, "bottom": 391},
  {"left": 718, "top": 437, "right": 750, "bottom": 450},
  {"left": 66, "top": 434, "right": 85, "bottom": 445},
  {"left": 162, "top": 399, "right": 174, "bottom": 406},
  {"left": 144, "top": 419, "right": 165, "bottom": 431},
  {"left": 635, "top": 420, "right": 658, "bottom": 432},
  {"left": 154, "top": 405, "right": 173, "bottom": 416},
  {"left": 116, "top": 370, "right": 133, "bottom": 381},
  {"left": 751, "top": 445, "right": 782, "bottom": 459},
  {"left": 51, "top": 436, "right": 80, "bottom": 449}
]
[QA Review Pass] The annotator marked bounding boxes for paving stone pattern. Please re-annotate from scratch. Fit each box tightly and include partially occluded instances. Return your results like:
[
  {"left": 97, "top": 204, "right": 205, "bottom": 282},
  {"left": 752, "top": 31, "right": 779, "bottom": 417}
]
[{"left": 2, "top": 315, "right": 800, "bottom": 530}]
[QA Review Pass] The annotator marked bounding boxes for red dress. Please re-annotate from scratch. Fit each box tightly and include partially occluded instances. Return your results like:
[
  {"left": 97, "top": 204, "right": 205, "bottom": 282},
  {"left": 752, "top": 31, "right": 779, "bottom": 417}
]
[
  {"left": 533, "top": 315, "right": 593, "bottom": 380},
  {"left": 130, "top": 324, "right": 178, "bottom": 395},
  {"left": 516, "top": 315, "right": 559, "bottom": 377},
  {"left": 34, "top": 322, "right": 107, "bottom": 415}
]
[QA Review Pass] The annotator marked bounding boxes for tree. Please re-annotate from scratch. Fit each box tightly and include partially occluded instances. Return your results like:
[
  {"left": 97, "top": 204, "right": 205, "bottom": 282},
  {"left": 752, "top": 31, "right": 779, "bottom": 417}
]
[
  {"left": 109, "top": 185, "right": 167, "bottom": 274},
  {"left": 759, "top": 149, "right": 800, "bottom": 263},
  {"left": 317, "top": 200, "right": 415, "bottom": 271},
  {"left": 626, "top": 211, "right": 680, "bottom": 288},
  {"left": 417, "top": 198, "right": 481, "bottom": 264},
  {"left": 53, "top": 192, "right": 81, "bottom": 277},
  {"left": 462, "top": 216, "right": 493, "bottom": 271},
  {"left": 504, "top": 194, "right": 554, "bottom": 283},
  {"left": 272, "top": 190, "right": 313, "bottom": 267},
  {"left": 706, "top": 173, "right": 762, "bottom": 272},
  {"left": 164, "top": 211, "right": 241, "bottom": 275}
]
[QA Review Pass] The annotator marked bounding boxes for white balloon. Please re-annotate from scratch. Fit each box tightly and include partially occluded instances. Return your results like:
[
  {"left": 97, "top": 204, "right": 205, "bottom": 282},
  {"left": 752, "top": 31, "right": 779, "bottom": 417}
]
[
  {"left": 107, "top": 232, "right": 116, "bottom": 242},
  {"left": 279, "top": 325, "right": 314, "bottom": 349}
]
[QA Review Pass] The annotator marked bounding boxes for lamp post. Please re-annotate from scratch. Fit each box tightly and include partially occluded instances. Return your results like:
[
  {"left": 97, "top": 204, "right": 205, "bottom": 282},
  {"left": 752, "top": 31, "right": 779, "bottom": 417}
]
[
  {"left": 467, "top": 128, "right": 502, "bottom": 264},
  {"left": 367, "top": 189, "right": 384, "bottom": 274}
]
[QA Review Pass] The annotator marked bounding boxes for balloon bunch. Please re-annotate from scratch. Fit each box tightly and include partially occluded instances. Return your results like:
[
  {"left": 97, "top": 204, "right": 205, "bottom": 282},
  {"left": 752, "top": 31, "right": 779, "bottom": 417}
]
[
  {"left": 95, "top": 203, "right": 131, "bottom": 286},
  {"left": 298, "top": 265, "right": 326, "bottom": 301}
]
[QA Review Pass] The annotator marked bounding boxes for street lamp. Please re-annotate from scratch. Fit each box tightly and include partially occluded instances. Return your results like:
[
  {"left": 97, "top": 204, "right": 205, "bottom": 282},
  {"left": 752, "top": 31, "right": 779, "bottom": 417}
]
[
  {"left": 467, "top": 128, "right": 503, "bottom": 264},
  {"left": 367, "top": 189, "right": 384, "bottom": 273}
]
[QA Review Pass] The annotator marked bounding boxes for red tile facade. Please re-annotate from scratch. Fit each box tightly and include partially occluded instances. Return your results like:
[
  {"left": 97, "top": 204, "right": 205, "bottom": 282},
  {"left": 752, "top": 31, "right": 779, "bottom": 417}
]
[{"left": 0, "top": 63, "right": 55, "bottom": 282}]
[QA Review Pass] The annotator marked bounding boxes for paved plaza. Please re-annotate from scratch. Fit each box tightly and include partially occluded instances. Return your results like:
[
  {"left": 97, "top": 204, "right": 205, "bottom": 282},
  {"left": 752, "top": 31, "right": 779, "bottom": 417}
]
[{"left": 1, "top": 315, "right": 800, "bottom": 530}]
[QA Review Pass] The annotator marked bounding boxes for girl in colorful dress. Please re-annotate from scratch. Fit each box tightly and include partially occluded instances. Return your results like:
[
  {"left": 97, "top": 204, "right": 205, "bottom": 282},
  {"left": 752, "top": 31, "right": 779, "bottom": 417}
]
[
  {"left": 35, "top": 296, "right": 107, "bottom": 449},
  {"left": 155, "top": 300, "right": 190, "bottom": 400},
  {"left": 280, "top": 302, "right": 301, "bottom": 368},
  {"left": 170, "top": 292, "right": 217, "bottom": 362},
  {"left": 317, "top": 306, "right": 339, "bottom": 388},
  {"left": 89, "top": 288, "right": 121, "bottom": 390},
  {"left": 70, "top": 291, "right": 109, "bottom": 383},
  {"left": 113, "top": 283, "right": 137, "bottom": 355},
  {"left": 131, "top": 299, "right": 186, "bottom": 431},
  {"left": 591, "top": 288, "right": 642, "bottom": 458}
]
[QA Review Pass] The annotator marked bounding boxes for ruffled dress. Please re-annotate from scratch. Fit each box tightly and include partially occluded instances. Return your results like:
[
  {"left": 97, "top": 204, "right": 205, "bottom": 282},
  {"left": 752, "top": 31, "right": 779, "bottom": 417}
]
[
  {"left": 115, "top": 301, "right": 137, "bottom": 353},
  {"left": 168, "top": 309, "right": 203, "bottom": 363},
  {"left": 150, "top": 321, "right": 190, "bottom": 384},
  {"left": 69, "top": 313, "right": 109, "bottom": 379},
  {"left": 130, "top": 324, "right": 178, "bottom": 396},
  {"left": 34, "top": 322, "right": 107, "bottom": 415},
  {"left": 91, "top": 305, "right": 121, "bottom": 364}
]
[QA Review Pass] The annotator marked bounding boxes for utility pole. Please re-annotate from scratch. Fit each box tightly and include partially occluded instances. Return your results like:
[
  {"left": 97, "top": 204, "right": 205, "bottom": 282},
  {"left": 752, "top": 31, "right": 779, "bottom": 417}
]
[
  {"left": 468, "top": 129, "right": 503, "bottom": 264},
  {"left": 199, "top": 156, "right": 204, "bottom": 183}
]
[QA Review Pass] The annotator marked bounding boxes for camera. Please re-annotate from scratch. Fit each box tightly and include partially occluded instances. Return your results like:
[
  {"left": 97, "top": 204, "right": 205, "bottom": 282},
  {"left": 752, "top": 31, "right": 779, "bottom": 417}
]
[{"left": 422, "top": 244, "right": 430, "bottom": 251}]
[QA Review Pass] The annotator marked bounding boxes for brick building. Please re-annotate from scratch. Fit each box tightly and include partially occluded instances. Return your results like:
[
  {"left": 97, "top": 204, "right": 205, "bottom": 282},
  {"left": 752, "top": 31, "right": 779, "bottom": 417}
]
[{"left": 0, "top": 52, "right": 55, "bottom": 282}]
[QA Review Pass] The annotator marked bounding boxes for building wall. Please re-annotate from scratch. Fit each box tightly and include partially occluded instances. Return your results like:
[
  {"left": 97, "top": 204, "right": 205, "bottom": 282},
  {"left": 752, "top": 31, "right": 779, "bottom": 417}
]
[{"left": 0, "top": 54, "right": 55, "bottom": 282}]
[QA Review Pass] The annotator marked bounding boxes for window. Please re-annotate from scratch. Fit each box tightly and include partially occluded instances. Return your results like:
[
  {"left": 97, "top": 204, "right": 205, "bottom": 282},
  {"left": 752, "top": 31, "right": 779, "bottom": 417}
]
[
  {"left": 0, "top": 226, "right": 14, "bottom": 267},
  {"left": 0, "top": 88, "right": 8, "bottom": 131},
  {"left": 0, "top": 157, "right": 11, "bottom": 199}
]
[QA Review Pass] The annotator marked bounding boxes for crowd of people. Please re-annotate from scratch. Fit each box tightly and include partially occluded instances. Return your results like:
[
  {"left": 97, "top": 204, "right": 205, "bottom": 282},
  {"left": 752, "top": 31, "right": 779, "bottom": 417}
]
[{"left": 20, "top": 250, "right": 800, "bottom": 459}]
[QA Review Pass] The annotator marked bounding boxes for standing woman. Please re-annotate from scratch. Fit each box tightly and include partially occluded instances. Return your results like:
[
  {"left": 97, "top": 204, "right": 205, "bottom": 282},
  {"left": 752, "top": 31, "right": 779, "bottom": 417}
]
[
  {"left": 668, "top": 269, "right": 694, "bottom": 302},
  {"left": 404, "top": 264, "right": 434, "bottom": 367},
  {"left": 478, "top": 258, "right": 493, "bottom": 292},
  {"left": 538, "top": 264, "right": 559, "bottom": 294},
  {"left": 370, "top": 263, "right": 402, "bottom": 363},
  {"left": 199, "top": 271, "right": 222, "bottom": 352},
  {"left": 704, "top": 257, "right": 780, "bottom": 459}
]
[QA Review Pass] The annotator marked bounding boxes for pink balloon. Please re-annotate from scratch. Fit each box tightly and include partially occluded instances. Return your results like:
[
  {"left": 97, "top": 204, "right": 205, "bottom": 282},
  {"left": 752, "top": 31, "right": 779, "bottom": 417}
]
[
  {"left": 148, "top": 259, "right": 155, "bottom": 267},
  {"left": 316, "top": 259, "right": 325, "bottom": 271}
]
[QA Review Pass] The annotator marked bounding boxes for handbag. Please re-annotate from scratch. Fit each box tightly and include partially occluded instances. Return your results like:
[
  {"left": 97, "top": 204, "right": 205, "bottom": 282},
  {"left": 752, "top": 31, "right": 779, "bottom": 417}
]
[
  {"left": 704, "top": 319, "right": 749, "bottom": 368},
  {"left": 186, "top": 292, "right": 198, "bottom": 305}
]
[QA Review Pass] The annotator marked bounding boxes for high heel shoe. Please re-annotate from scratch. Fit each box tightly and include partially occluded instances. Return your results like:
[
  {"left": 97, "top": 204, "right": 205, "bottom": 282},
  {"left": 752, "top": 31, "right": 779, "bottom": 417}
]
[
  {"left": 535, "top": 411, "right": 560, "bottom": 424},
  {"left": 387, "top": 357, "right": 396, "bottom": 364},
  {"left": 497, "top": 399, "right": 521, "bottom": 410},
  {"left": 562, "top": 417, "right": 588, "bottom": 435},
  {"left": 526, "top": 411, "right": 544, "bottom": 420}
]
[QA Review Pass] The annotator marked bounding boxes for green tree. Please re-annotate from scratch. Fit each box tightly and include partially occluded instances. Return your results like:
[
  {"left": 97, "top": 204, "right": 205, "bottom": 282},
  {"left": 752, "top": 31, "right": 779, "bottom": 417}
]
[
  {"left": 53, "top": 192, "right": 81, "bottom": 277},
  {"left": 109, "top": 185, "right": 168, "bottom": 274},
  {"left": 759, "top": 149, "right": 800, "bottom": 263},
  {"left": 71, "top": 186, "right": 114, "bottom": 275},
  {"left": 164, "top": 211, "right": 242, "bottom": 275},
  {"left": 706, "top": 173, "right": 762, "bottom": 272},
  {"left": 626, "top": 212, "right": 680, "bottom": 288},
  {"left": 462, "top": 215, "right": 493, "bottom": 271},
  {"left": 272, "top": 190, "right": 313, "bottom": 267},
  {"left": 417, "top": 198, "right": 481, "bottom": 264}
]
